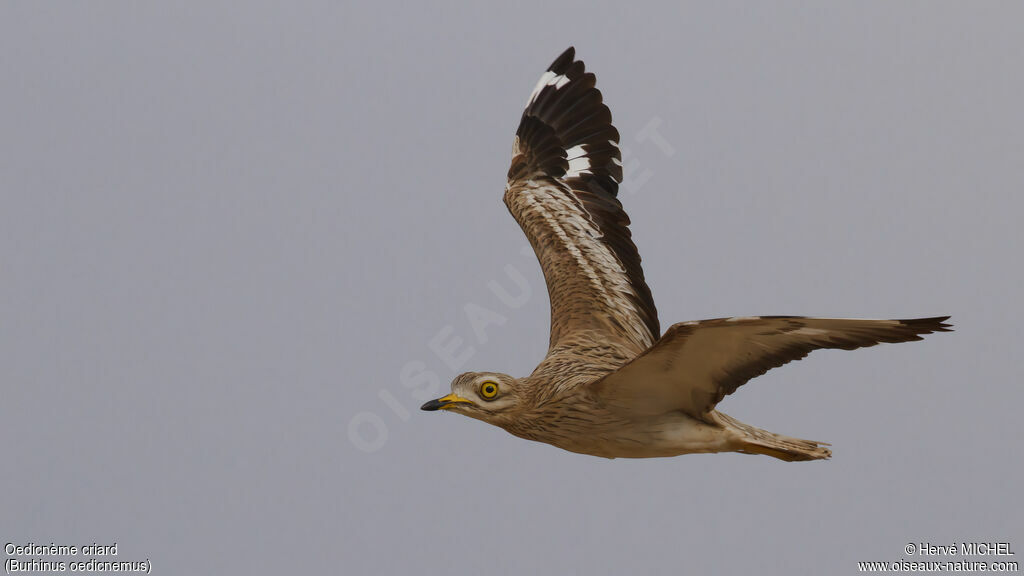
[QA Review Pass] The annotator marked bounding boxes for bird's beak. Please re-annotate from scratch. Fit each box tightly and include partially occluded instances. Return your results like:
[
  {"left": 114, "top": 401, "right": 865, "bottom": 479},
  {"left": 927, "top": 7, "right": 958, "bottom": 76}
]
[{"left": 421, "top": 393, "right": 474, "bottom": 411}]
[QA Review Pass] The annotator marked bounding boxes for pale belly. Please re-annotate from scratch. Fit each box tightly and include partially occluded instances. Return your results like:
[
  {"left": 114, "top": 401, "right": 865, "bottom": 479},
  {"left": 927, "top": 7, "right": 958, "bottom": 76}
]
[{"left": 509, "top": 411, "right": 739, "bottom": 459}]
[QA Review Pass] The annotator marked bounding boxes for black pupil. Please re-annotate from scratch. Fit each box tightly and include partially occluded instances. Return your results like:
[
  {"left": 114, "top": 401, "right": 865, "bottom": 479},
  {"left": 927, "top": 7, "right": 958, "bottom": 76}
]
[{"left": 485, "top": 385, "right": 494, "bottom": 395}]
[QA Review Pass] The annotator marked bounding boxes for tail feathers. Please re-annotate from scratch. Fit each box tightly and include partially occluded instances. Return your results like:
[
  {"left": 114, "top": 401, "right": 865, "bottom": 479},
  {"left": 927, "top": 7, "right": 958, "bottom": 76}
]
[
  {"left": 738, "top": 437, "right": 832, "bottom": 462},
  {"left": 716, "top": 412, "right": 832, "bottom": 462}
]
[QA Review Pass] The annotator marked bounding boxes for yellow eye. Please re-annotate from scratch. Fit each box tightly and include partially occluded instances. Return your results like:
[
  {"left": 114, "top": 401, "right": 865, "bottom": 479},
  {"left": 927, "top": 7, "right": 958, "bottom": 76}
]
[{"left": 480, "top": 381, "right": 499, "bottom": 399}]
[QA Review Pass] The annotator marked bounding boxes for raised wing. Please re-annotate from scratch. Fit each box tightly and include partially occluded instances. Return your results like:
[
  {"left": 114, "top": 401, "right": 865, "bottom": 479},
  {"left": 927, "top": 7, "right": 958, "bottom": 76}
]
[
  {"left": 591, "top": 316, "right": 952, "bottom": 417},
  {"left": 505, "top": 47, "right": 659, "bottom": 356}
]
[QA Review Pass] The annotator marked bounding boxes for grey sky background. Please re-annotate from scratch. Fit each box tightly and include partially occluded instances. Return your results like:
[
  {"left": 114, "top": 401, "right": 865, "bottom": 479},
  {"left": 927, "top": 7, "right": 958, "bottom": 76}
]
[{"left": 2, "top": 2, "right": 1021, "bottom": 574}]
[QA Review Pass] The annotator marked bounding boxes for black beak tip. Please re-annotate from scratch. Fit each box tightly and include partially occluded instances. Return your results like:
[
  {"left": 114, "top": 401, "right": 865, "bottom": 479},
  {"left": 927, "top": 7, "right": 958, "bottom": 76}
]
[{"left": 421, "top": 399, "right": 444, "bottom": 411}]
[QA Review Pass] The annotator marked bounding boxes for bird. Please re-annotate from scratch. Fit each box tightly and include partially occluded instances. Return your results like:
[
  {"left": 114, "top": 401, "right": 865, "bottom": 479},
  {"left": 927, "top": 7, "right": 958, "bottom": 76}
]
[{"left": 421, "top": 47, "right": 951, "bottom": 461}]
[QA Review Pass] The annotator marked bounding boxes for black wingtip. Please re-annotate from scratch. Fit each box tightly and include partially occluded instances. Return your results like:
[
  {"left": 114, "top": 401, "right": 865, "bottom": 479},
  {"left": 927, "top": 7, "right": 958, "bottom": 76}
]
[
  {"left": 898, "top": 315, "right": 954, "bottom": 333},
  {"left": 515, "top": 46, "right": 623, "bottom": 197},
  {"left": 550, "top": 46, "right": 576, "bottom": 71}
]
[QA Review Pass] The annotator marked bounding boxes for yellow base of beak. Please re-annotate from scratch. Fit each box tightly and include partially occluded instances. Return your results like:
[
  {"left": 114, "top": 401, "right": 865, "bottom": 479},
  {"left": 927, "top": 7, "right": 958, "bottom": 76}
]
[{"left": 421, "top": 393, "right": 474, "bottom": 411}]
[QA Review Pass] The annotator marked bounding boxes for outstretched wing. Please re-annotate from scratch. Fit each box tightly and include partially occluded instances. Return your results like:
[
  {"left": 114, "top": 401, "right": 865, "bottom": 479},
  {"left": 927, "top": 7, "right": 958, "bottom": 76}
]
[
  {"left": 505, "top": 47, "right": 659, "bottom": 356},
  {"left": 591, "top": 316, "right": 952, "bottom": 417}
]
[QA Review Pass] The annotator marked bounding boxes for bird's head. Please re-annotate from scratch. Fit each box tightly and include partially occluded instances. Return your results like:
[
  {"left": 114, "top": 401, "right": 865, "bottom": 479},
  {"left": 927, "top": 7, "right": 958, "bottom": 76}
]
[{"left": 421, "top": 371, "right": 523, "bottom": 425}]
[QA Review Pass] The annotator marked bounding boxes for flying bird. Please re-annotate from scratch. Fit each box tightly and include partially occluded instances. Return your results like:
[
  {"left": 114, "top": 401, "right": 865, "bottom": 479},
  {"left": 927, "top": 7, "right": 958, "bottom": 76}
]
[{"left": 421, "top": 47, "right": 951, "bottom": 461}]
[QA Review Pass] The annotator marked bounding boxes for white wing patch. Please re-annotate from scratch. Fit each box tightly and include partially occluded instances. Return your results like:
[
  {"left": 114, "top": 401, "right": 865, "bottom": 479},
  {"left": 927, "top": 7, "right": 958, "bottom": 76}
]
[
  {"left": 526, "top": 71, "right": 571, "bottom": 106},
  {"left": 566, "top": 158, "right": 592, "bottom": 178},
  {"left": 565, "top": 144, "right": 592, "bottom": 178},
  {"left": 565, "top": 144, "right": 586, "bottom": 159}
]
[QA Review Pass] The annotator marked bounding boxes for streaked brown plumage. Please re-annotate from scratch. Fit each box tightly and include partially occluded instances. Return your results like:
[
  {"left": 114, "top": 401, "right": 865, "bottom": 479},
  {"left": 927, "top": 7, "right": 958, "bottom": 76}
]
[{"left": 422, "top": 47, "right": 952, "bottom": 461}]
